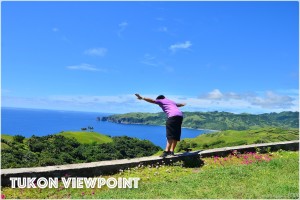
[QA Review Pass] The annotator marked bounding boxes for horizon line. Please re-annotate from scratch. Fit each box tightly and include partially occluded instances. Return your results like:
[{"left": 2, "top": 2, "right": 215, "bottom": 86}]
[{"left": 1, "top": 106, "right": 298, "bottom": 115}]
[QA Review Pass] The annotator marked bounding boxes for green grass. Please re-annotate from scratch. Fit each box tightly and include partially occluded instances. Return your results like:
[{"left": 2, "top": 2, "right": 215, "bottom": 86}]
[
  {"left": 1, "top": 134, "right": 13, "bottom": 149},
  {"left": 2, "top": 151, "right": 298, "bottom": 199},
  {"left": 181, "top": 127, "right": 299, "bottom": 150},
  {"left": 57, "top": 131, "right": 113, "bottom": 144},
  {"left": 1, "top": 134, "right": 14, "bottom": 141}
]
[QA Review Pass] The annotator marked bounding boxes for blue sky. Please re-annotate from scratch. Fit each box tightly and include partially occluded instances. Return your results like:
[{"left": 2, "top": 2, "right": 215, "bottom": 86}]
[{"left": 2, "top": 1, "right": 299, "bottom": 114}]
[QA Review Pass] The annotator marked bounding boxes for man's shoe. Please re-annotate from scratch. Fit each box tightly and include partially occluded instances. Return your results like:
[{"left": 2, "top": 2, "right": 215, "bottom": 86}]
[
  {"left": 159, "top": 151, "right": 170, "bottom": 157},
  {"left": 169, "top": 151, "right": 174, "bottom": 156}
]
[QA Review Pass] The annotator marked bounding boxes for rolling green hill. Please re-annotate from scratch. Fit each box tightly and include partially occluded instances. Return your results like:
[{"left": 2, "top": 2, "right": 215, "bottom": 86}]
[
  {"left": 101, "top": 111, "right": 299, "bottom": 130},
  {"left": 1, "top": 134, "right": 14, "bottom": 149},
  {"left": 1, "top": 134, "right": 14, "bottom": 141},
  {"left": 57, "top": 131, "right": 113, "bottom": 144},
  {"left": 178, "top": 127, "right": 299, "bottom": 151},
  {"left": 1, "top": 131, "right": 113, "bottom": 149}
]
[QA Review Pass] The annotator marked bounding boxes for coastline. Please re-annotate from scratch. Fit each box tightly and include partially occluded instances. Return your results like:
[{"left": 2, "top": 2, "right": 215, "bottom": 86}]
[
  {"left": 182, "top": 126, "right": 219, "bottom": 132},
  {"left": 103, "top": 119, "right": 218, "bottom": 132}
]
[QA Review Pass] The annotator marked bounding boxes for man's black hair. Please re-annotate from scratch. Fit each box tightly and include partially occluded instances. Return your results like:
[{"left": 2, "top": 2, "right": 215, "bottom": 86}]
[{"left": 156, "top": 95, "right": 165, "bottom": 100}]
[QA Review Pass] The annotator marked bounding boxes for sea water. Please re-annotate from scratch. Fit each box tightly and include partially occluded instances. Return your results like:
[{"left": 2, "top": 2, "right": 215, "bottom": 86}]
[{"left": 1, "top": 107, "right": 212, "bottom": 148}]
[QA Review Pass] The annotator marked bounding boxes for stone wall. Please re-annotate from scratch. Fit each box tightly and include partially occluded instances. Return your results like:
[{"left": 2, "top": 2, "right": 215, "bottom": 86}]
[{"left": 1, "top": 140, "right": 298, "bottom": 187}]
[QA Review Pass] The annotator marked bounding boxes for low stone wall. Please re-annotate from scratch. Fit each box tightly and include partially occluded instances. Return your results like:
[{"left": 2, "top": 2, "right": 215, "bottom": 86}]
[
  {"left": 199, "top": 140, "right": 299, "bottom": 158},
  {"left": 1, "top": 151, "right": 200, "bottom": 187},
  {"left": 1, "top": 140, "right": 298, "bottom": 187}
]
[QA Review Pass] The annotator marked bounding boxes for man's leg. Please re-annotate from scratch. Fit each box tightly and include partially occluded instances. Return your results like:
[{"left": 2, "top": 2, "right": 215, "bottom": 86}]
[
  {"left": 165, "top": 138, "right": 173, "bottom": 152},
  {"left": 170, "top": 140, "right": 177, "bottom": 152}
]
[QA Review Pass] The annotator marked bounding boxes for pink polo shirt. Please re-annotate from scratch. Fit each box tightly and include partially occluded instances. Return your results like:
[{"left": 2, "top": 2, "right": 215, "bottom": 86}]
[{"left": 155, "top": 98, "right": 183, "bottom": 118}]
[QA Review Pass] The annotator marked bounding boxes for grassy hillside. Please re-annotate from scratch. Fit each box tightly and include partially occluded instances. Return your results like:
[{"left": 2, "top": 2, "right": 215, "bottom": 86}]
[
  {"left": 1, "top": 134, "right": 14, "bottom": 149},
  {"left": 1, "top": 131, "right": 112, "bottom": 149},
  {"left": 179, "top": 127, "right": 299, "bottom": 151},
  {"left": 101, "top": 111, "right": 299, "bottom": 130},
  {"left": 57, "top": 131, "right": 113, "bottom": 144},
  {"left": 2, "top": 151, "right": 298, "bottom": 199}
]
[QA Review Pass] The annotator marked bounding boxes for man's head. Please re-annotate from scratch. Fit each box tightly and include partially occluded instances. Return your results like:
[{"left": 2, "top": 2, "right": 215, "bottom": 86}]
[{"left": 156, "top": 95, "right": 165, "bottom": 100}]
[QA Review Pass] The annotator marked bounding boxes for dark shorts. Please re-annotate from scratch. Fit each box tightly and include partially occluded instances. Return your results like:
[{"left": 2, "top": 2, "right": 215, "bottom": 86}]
[{"left": 166, "top": 116, "right": 183, "bottom": 141}]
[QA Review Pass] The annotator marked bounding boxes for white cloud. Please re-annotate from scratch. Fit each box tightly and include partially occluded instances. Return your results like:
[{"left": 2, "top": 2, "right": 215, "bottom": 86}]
[
  {"left": 119, "top": 21, "right": 128, "bottom": 28},
  {"left": 66, "top": 63, "right": 105, "bottom": 72},
  {"left": 192, "top": 89, "right": 298, "bottom": 113},
  {"left": 84, "top": 48, "right": 107, "bottom": 56},
  {"left": 155, "top": 17, "right": 165, "bottom": 21},
  {"left": 206, "top": 89, "right": 223, "bottom": 99},
  {"left": 169, "top": 41, "right": 192, "bottom": 52},
  {"left": 141, "top": 54, "right": 160, "bottom": 67},
  {"left": 158, "top": 26, "right": 168, "bottom": 32},
  {"left": 140, "top": 54, "right": 175, "bottom": 73},
  {"left": 250, "top": 91, "right": 294, "bottom": 109},
  {"left": 118, "top": 21, "right": 128, "bottom": 37},
  {"left": 2, "top": 90, "right": 298, "bottom": 114}
]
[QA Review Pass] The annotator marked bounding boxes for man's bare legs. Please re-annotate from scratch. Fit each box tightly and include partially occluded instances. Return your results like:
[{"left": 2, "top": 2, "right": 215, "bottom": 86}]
[
  {"left": 160, "top": 138, "right": 178, "bottom": 157},
  {"left": 165, "top": 138, "right": 173, "bottom": 152},
  {"left": 170, "top": 140, "right": 177, "bottom": 152},
  {"left": 165, "top": 138, "right": 178, "bottom": 152}
]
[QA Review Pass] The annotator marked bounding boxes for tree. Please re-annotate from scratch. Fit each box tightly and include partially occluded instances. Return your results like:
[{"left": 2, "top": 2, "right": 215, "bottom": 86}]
[{"left": 13, "top": 135, "right": 25, "bottom": 143}]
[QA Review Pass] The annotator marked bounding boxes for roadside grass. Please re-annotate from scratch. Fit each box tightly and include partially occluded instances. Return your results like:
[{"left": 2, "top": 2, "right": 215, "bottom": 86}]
[{"left": 2, "top": 150, "right": 298, "bottom": 199}]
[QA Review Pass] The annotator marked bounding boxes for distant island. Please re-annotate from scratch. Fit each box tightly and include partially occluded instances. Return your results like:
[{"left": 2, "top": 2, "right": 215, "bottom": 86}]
[{"left": 101, "top": 111, "right": 299, "bottom": 131}]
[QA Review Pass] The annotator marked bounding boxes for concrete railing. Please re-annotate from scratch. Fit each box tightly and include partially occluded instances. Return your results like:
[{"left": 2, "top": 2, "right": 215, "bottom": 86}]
[{"left": 1, "top": 140, "right": 299, "bottom": 187}]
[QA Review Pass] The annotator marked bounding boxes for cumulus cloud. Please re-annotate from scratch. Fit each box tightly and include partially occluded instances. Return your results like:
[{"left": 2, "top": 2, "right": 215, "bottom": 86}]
[
  {"left": 84, "top": 48, "right": 107, "bottom": 56},
  {"left": 2, "top": 90, "right": 298, "bottom": 114},
  {"left": 206, "top": 89, "right": 223, "bottom": 99},
  {"left": 250, "top": 91, "right": 294, "bottom": 109},
  {"left": 66, "top": 63, "right": 105, "bottom": 72},
  {"left": 169, "top": 41, "right": 192, "bottom": 52},
  {"left": 193, "top": 89, "right": 298, "bottom": 113}
]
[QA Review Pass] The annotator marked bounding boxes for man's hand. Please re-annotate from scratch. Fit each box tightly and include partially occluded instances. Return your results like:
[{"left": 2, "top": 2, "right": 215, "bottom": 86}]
[
  {"left": 135, "top": 94, "right": 143, "bottom": 100},
  {"left": 177, "top": 103, "right": 186, "bottom": 107},
  {"left": 135, "top": 94, "right": 156, "bottom": 104}
]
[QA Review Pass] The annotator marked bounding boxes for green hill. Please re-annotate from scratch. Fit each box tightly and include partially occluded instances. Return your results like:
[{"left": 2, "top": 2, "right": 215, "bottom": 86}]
[
  {"left": 57, "top": 131, "right": 113, "bottom": 144},
  {"left": 1, "top": 131, "right": 112, "bottom": 149},
  {"left": 178, "top": 127, "right": 299, "bottom": 151},
  {"left": 1, "top": 134, "right": 14, "bottom": 141},
  {"left": 1, "top": 134, "right": 14, "bottom": 149},
  {"left": 101, "top": 111, "right": 299, "bottom": 130}
]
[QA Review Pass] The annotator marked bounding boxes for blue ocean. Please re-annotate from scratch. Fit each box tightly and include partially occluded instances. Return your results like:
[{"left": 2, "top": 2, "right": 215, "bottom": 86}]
[{"left": 1, "top": 107, "right": 212, "bottom": 148}]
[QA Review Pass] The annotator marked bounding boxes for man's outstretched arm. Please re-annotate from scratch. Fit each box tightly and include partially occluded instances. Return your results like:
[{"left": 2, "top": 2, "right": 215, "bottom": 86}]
[{"left": 135, "top": 94, "right": 156, "bottom": 104}]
